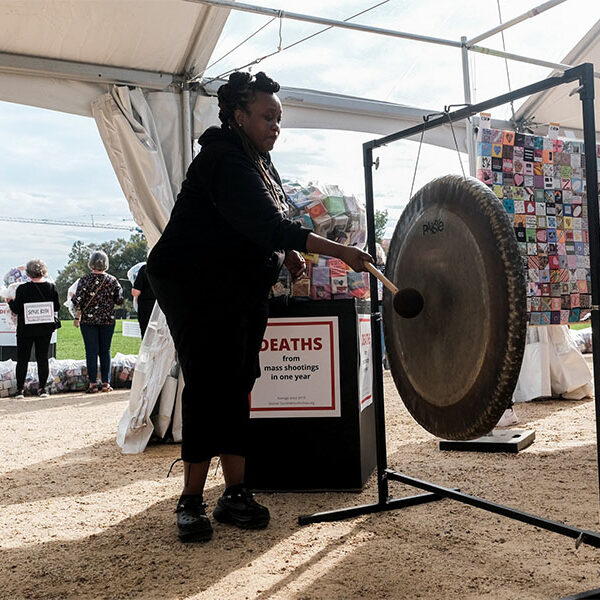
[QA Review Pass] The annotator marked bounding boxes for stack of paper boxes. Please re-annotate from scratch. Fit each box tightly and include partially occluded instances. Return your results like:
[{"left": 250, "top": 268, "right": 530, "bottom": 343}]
[{"left": 271, "top": 181, "right": 370, "bottom": 300}]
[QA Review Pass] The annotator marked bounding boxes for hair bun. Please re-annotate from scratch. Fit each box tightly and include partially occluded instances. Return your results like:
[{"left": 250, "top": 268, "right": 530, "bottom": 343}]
[
  {"left": 228, "top": 71, "right": 252, "bottom": 90},
  {"left": 254, "top": 71, "right": 280, "bottom": 93}
]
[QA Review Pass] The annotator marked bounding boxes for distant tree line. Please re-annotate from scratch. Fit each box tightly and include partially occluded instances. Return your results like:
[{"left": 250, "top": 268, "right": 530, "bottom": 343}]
[{"left": 55, "top": 234, "right": 148, "bottom": 319}]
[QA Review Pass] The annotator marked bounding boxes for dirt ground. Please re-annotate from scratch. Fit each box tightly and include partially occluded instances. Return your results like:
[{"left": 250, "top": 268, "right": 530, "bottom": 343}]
[{"left": 2, "top": 369, "right": 600, "bottom": 600}]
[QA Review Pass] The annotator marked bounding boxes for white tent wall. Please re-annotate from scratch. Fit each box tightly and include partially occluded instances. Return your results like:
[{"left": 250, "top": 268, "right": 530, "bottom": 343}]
[
  {"left": 0, "top": 72, "right": 104, "bottom": 117},
  {"left": 147, "top": 90, "right": 189, "bottom": 200},
  {"left": 92, "top": 87, "right": 174, "bottom": 247},
  {"left": 91, "top": 85, "right": 184, "bottom": 454}
]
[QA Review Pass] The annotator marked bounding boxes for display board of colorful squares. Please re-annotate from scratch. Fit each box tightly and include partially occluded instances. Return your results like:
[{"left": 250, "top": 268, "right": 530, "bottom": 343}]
[{"left": 476, "top": 127, "right": 600, "bottom": 325}]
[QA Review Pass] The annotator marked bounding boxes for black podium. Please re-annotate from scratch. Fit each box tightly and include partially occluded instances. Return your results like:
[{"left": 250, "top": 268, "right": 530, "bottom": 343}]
[{"left": 245, "top": 298, "right": 377, "bottom": 491}]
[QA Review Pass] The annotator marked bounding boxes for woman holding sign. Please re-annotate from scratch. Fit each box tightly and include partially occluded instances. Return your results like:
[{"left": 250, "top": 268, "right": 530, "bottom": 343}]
[
  {"left": 147, "top": 71, "right": 372, "bottom": 543},
  {"left": 8, "top": 259, "right": 60, "bottom": 398}
]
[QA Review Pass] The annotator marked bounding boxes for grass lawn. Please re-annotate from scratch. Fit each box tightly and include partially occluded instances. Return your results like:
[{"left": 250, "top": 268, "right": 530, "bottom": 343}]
[{"left": 56, "top": 319, "right": 142, "bottom": 360}]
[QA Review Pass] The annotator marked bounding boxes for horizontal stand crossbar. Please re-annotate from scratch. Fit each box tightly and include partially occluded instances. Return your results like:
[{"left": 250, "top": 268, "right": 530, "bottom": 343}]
[
  {"left": 298, "top": 491, "right": 442, "bottom": 526},
  {"left": 386, "top": 470, "right": 600, "bottom": 548},
  {"left": 367, "top": 63, "right": 588, "bottom": 150}
]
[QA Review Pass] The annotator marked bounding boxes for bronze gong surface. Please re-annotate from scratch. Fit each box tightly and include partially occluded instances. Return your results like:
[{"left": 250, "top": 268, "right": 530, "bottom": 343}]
[{"left": 383, "top": 175, "right": 527, "bottom": 440}]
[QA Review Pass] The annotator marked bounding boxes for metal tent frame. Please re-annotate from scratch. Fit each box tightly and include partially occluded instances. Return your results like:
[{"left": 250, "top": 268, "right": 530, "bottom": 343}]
[
  {"left": 193, "top": 0, "right": 600, "bottom": 153},
  {"left": 298, "top": 63, "right": 600, "bottom": 556}
]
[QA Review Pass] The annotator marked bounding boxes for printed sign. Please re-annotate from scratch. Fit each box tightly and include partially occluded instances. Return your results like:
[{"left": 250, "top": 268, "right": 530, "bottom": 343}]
[
  {"left": 0, "top": 301, "right": 18, "bottom": 345},
  {"left": 358, "top": 317, "right": 373, "bottom": 411},
  {"left": 548, "top": 122, "right": 560, "bottom": 139},
  {"left": 122, "top": 321, "right": 141, "bottom": 338},
  {"left": 23, "top": 301, "right": 54, "bottom": 325},
  {"left": 250, "top": 316, "right": 340, "bottom": 418},
  {"left": 478, "top": 112, "right": 492, "bottom": 138},
  {"left": 0, "top": 302, "right": 56, "bottom": 345}
]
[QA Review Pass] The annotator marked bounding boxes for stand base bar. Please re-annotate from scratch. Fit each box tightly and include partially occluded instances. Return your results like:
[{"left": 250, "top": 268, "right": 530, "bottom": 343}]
[
  {"left": 386, "top": 470, "right": 600, "bottom": 548},
  {"left": 559, "top": 588, "right": 600, "bottom": 600},
  {"left": 298, "top": 491, "right": 442, "bottom": 526}
]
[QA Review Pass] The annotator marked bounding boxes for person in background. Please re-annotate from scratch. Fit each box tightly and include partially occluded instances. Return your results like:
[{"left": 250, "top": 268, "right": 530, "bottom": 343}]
[
  {"left": 147, "top": 71, "right": 372, "bottom": 544},
  {"left": 72, "top": 251, "right": 124, "bottom": 393},
  {"left": 8, "top": 259, "right": 60, "bottom": 398},
  {"left": 131, "top": 263, "right": 156, "bottom": 338}
]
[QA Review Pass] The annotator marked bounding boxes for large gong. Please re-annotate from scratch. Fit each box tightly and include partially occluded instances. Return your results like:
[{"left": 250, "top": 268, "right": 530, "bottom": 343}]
[{"left": 383, "top": 174, "right": 527, "bottom": 440}]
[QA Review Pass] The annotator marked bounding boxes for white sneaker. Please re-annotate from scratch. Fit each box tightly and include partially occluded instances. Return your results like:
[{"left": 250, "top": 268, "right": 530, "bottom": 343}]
[
  {"left": 496, "top": 407, "right": 519, "bottom": 427},
  {"left": 14, "top": 392, "right": 24, "bottom": 399},
  {"left": 39, "top": 390, "right": 49, "bottom": 398}
]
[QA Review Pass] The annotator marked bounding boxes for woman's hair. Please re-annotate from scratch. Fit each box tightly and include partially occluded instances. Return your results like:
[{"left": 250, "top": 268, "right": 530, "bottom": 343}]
[
  {"left": 217, "top": 71, "right": 280, "bottom": 129},
  {"left": 25, "top": 259, "right": 48, "bottom": 279},
  {"left": 88, "top": 250, "right": 109, "bottom": 271},
  {"left": 217, "top": 71, "right": 285, "bottom": 211}
]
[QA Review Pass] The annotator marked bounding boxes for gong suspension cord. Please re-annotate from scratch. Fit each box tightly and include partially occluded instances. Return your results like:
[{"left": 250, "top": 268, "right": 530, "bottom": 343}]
[
  {"left": 446, "top": 110, "right": 467, "bottom": 180},
  {"left": 496, "top": 0, "right": 516, "bottom": 121},
  {"left": 409, "top": 123, "right": 426, "bottom": 200}
]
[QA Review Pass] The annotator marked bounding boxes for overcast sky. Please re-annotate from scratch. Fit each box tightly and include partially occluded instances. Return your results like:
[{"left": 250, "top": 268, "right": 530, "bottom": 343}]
[{"left": 0, "top": 0, "right": 598, "bottom": 279}]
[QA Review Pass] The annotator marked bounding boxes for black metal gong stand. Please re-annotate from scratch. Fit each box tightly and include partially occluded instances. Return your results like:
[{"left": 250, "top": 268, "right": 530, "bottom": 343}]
[{"left": 298, "top": 63, "right": 600, "bottom": 555}]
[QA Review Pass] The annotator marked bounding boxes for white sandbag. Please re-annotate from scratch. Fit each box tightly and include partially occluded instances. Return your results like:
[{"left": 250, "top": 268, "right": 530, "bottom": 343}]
[
  {"left": 568, "top": 327, "right": 593, "bottom": 354},
  {"left": 127, "top": 262, "right": 145, "bottom": 285},
  {"left": 0, "top": 359, "right": 16, "bottom": 397},
  {"left": 513, "top": 329, "right": 551, "bottom": 402},
  {"left": 116, "top": 303, "right": 175, "bottom": 454},
  {"left": 63, "top": 279, "right": 80, "bottom": 318},
  {"left": 561, "top": 381, "right": 593, "bottom": 400}
]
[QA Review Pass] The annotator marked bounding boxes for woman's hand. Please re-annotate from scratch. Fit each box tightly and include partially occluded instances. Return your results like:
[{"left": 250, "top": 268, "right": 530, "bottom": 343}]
[
  {"left": 284, "top": 250, "right": 307, "bottom": 280},
  {"left": 339, "top": 246, "right": 374, "bottom": 272}
]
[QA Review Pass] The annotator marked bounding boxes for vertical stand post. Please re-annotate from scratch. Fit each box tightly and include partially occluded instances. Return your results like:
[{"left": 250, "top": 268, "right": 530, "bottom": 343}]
[
  {"left": 460, "top": 36, "right": 476, "bottom": 176},
  {"left": 578, "top": 63, "right": 600, "bottom": 505},
  {"left": 363, "top": 143, "right": 389, "bottom": 504}
]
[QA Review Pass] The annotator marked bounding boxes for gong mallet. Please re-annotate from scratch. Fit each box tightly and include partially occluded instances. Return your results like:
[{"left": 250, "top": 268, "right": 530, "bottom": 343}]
[{"left": 364, "top": 262, "right": 424, "bottom": 318}]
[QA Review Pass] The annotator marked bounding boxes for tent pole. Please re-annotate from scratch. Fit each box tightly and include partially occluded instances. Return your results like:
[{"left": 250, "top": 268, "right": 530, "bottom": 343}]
[
  {"left": 466, "top": 0, "right": 566, "bottom": 46},
  {"left": 186, "top": 0, "right": 461, "bottom": 48},
  {"left": 461, "top": 36, "right": 476, "bottom": 176},
  {"left": 181, "top": 86, "right": 193, "bottom": 171},
  {"left": 468, "top": 44, "right": 600, "bottom": 78}
]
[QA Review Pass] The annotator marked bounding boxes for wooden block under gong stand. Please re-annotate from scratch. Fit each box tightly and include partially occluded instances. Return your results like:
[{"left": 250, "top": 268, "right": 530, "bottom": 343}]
[{"left": 438, "top": 429, "right": 536, "bottom": 453}]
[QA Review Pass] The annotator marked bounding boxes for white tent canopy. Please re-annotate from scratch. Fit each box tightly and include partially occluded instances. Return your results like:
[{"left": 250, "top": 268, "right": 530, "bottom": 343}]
[{"left": 513, "top": 20, "right": 600, "bottom": 139}]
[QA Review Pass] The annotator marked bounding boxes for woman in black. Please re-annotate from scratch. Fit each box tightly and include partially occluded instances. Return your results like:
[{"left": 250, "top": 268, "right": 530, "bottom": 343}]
[
  {"left": 147, "top": 71, "right": 372, "bottom": 543},
  {"left": 131, "top": 264, "right": 155, "bottom": 338},
  {"left": 8, "top": 259, "right": 60, "bottom": 398}
]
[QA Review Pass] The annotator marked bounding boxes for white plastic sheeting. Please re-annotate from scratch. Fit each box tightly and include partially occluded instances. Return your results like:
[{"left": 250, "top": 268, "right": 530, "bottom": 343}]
[
  {"left": 513, "top": 325, "right": 593, "bottom": 402},
  {"left": 92, "top": 86, "right": 174, "bottom": 247},
  {"left": 117, "top": 307, "right": 179, "bottom": 454},
  {"left": 93, "top": 85, "right": 188, "bottom": 454}
]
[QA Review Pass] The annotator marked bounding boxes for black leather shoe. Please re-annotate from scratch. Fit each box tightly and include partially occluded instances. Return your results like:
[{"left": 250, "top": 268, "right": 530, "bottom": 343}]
[
  {"left": 213, "top": 485, "right": 270, "bottom": 530},
  {"left": 175, "top": 495, "right": 213, "bottom": 543}
]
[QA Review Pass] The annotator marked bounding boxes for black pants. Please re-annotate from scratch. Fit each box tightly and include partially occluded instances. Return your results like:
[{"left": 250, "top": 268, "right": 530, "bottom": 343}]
[
  {"left": 16, "top": 332, "right": 52, "bottom": 392},
  {"left": 148, "top": 269, "right": 268, "bottom": 463},
  {"left": 137, "top": 300, "right": 154, "bottom": 339}
]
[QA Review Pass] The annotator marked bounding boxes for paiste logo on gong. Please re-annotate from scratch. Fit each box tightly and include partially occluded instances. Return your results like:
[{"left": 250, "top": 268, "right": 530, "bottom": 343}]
[{"left": 422, "top": 218, "right": 444, "bottom": 235}]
